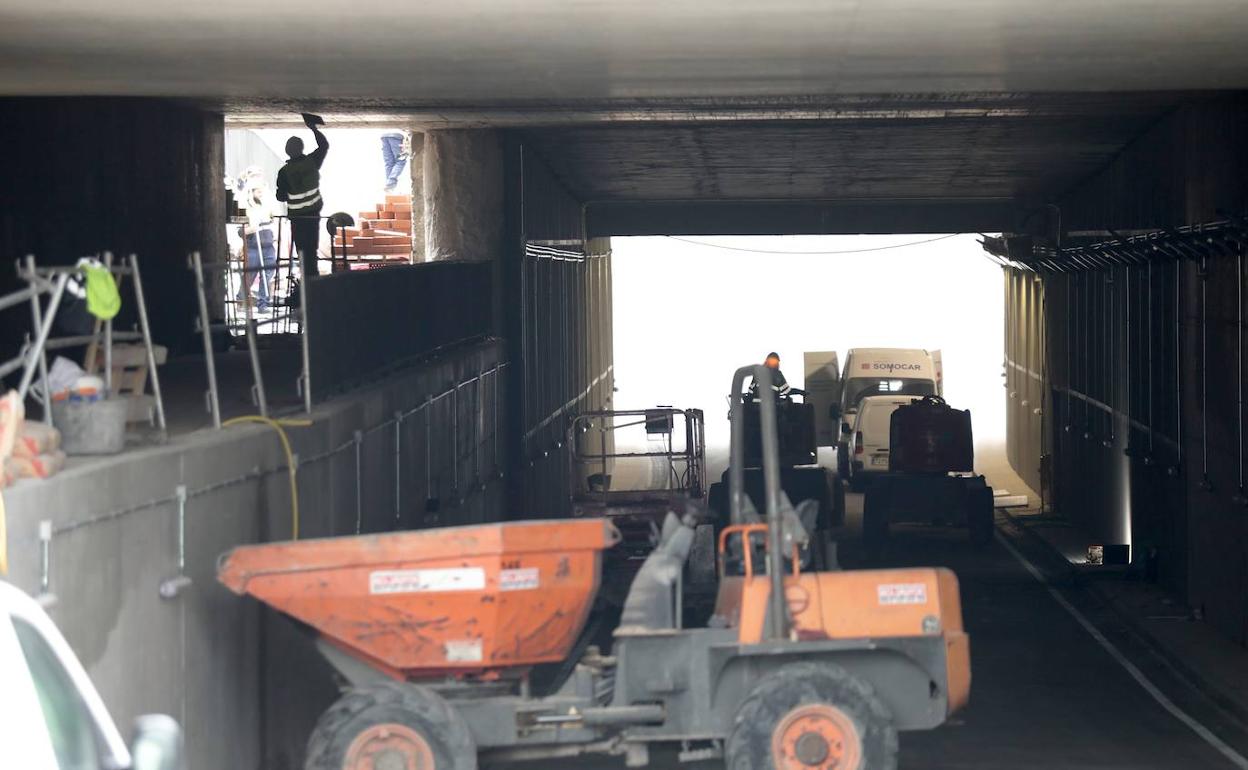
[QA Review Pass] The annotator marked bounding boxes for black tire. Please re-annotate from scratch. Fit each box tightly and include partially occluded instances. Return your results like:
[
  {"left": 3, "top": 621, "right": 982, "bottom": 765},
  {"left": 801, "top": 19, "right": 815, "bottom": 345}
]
[
  {"left": 725, "top": 662, "right": 897, "bottom": 770},
  {"left": 831, "top": 475, "right": 847, "bottom": 528},
  {"left": 306, "top": 683, "right": 476, "bottom": 770},
  {"left": 836, "top": 441, "right": 850, "bottom": 480},
  {"left": 967, "top": 485, "right": 995, "bottom": 546},
  {"left": 862, "top": 488, "right": 890, "bottom": 556},
  {"left": 708, "top": 481, "right": 728, "bottom": 528},
  {"left": 849, "top": 473, "right": 866, "bottom": 493}
]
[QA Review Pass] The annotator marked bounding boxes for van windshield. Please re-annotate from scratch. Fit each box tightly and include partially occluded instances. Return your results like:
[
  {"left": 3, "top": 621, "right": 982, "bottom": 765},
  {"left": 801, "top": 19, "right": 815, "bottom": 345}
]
[{"left": 844, "top": 378, "right": 935, "bottom": 410}]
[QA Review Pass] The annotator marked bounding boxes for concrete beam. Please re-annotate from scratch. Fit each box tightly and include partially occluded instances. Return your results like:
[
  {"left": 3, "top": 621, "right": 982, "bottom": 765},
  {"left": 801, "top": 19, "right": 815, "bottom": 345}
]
[
  {"left": 585, "top": 199, "right": 1026, "bottom": 237},
  {"left": 423, "top": 129, "right": 504, "bottom": 262}
]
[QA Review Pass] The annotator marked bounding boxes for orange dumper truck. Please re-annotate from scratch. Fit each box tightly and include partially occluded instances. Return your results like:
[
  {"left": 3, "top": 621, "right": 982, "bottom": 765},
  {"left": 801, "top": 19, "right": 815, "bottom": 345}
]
[{"left": 218, "top": 364, "right": 970, "bottom": 770}]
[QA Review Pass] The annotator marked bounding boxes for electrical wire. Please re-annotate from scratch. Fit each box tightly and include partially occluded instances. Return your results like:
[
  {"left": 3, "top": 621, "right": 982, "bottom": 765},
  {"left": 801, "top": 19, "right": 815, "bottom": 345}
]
[
  {"left": 223, "top": 415, "right": 311, "bottom": 540},
  {"left": 663, "top": 233, "right": 964, "bottom": 255}
]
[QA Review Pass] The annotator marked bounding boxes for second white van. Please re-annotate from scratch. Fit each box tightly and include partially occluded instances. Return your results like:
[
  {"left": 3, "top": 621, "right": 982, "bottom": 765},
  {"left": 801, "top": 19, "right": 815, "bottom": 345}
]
[{"left": 847, "top": 395, "right": 914, "bottom": 490}]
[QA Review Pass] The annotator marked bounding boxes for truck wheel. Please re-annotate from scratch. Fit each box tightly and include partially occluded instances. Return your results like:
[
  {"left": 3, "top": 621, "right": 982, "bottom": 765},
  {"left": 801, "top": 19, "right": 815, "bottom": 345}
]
[
  {"left": 862, "top": 488, "right": 890, "bottom": 554},
  {"left": 725, "top": 662, "right": 897, "bottom": 770},
  {"left": 306, "top": 683, "right": 476, "bottom": 770},
  {"left": 848, "top": 473, "right": 866, "bottom": 494},
  {"left": 687, "top": 523, "right": 718, "bottom": 589},
  {"left": 836, "top": 441, "right": 850, "bottom": 480},
  {"left": 831, "top": 476, "right": 846, "bottom": 528},
  {"left": 967, "top": 485, "right": 995, "bottom": 546}
]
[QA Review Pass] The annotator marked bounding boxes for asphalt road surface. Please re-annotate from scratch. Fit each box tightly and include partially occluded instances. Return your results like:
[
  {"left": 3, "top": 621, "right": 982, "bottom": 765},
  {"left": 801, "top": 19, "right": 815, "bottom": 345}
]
[{"left": 503, "top": 490, "right": 1248, "bottom": 770}]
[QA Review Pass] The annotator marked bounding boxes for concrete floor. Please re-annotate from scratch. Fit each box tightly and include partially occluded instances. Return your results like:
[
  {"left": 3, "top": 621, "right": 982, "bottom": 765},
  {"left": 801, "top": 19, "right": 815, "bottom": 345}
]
[{"left": 513, "top": 488, "right": 1248, "bottom": 769}]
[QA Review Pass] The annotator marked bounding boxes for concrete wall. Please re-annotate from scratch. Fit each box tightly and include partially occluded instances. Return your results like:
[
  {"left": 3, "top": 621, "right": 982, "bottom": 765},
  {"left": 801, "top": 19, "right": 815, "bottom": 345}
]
[
  {"left": 503, "top": 139, "right": 615, "bottom": 517},
  {"left": 1003, "top": 268, "right": 1047, "bottom": 498},
  {"left": 3, "top": 339, "right": 507, "bottom": 769},
  {"left": 423, "top": 129, "right": 505, "bottom": 264},
  {"left": 1007, "top": 96, "right": 1248, "bottom": 645},
  {"left": 0, "top": 98, "right": 224, "bottom": 362}
]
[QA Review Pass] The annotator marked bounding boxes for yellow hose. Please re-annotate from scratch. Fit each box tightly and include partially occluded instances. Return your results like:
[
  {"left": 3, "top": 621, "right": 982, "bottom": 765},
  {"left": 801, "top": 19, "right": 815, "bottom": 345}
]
[{"left": 223, "top": 416, "right": 311, "bottom": 540}]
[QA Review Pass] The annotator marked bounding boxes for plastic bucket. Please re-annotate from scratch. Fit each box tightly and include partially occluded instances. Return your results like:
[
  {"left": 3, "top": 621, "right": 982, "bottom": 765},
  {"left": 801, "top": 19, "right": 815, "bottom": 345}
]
[{"left": 52, "top": 398, "right": 128, "bottom": 455}]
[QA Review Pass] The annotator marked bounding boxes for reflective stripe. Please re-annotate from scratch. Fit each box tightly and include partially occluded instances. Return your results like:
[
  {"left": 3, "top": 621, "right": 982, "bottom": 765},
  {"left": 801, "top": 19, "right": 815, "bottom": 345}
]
[
  {"left": 287, "top": 187, "right": 320, "bottom": 201},
  {"left": 287, "top": 194, "right": 322, "bottom": 211}
]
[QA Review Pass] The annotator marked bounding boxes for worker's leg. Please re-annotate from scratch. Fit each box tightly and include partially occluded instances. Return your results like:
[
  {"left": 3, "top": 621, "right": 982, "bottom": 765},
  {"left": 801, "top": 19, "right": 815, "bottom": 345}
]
[
  {"left": 381, "top": 134, "right": 404, "bottom": 191},
  {"left": 291, "top": 217, "right": 319, "bottom": 281},
  {"left": 256, "top": 229, "right": 276, "bottom": 309},
  {"left": 239, "top": 236, "right": 260, "bottom": 303}
]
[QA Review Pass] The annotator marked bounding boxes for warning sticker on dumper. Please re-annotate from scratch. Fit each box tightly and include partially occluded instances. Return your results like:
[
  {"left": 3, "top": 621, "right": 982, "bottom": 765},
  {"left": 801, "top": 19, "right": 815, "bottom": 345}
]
[
  {"left": 445, "top": 639, "right": 483, "bottom": 663},
  {"left": 877, "top": 583, "right": 928, "bottom": 606},
  {"left": 499, "top": 567, "right": 540, "bottom": 591},
  {"left": 369, "top": 567, "right": 485, "bottom": 594}
]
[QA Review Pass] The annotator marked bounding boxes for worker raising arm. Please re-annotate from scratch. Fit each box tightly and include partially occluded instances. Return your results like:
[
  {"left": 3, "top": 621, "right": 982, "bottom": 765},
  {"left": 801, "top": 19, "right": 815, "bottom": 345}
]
[{"left": 276, "top": 112, "right": 329, "bottom": 281}]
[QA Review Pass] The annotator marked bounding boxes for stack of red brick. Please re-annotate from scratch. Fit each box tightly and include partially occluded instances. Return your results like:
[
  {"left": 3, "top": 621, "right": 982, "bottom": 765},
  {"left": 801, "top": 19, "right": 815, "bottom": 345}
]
[{"left": 333, "top": 195, "right": 414, "bottom": 265}]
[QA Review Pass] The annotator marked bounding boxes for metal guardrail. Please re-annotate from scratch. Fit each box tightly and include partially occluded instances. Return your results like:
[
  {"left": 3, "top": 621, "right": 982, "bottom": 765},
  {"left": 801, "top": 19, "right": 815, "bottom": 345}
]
[
  {"left": 568, "top": 408, "right": 706, "bottom": 508},
  {"left": 28, "top": 360, "right": 508, "bottom": 606}
]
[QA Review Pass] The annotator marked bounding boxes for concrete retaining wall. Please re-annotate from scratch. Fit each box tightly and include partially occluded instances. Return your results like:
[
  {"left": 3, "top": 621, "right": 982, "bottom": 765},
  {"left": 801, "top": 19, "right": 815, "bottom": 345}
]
[{"left": 2, "top": 338, "right": 506, "bottom": 769}]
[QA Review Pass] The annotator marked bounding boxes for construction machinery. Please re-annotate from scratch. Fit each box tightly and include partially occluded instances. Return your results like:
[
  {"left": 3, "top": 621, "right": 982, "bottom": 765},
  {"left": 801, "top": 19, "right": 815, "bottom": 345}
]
[
  {"left": 862, "top": 395, "right": 995, "bottom": 552},
  {"left": 708, "top": 388, "right": 845, "bottom": 555},
  {"left": 218, "top": 365, "right": 970, "bottom": 770},
  {"left": 567, "top": 408, "right": 715, "bottom": 600}
]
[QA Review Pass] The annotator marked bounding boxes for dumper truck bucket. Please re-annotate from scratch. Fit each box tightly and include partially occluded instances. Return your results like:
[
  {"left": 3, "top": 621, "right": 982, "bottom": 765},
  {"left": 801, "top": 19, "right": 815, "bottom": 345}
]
[{"left": 218, "top": 519, "right": 620, "bottom": 680}]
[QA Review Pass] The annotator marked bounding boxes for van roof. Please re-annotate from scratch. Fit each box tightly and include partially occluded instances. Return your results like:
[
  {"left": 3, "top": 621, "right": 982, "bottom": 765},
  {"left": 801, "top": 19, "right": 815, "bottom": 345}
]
[{"left": 846, "top": 347, "right": 930, "bottom": 360}]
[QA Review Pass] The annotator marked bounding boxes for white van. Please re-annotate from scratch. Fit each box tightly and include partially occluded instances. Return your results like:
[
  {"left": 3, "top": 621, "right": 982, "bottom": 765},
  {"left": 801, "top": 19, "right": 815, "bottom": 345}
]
[
  {"left": 0, "top": 580, "right": 183, "bottom": 770},
  {"left": 834, "top": 348, "right": 941, "bottom": 478},
  {"left": 847, "top": 395, "right": 914, "bottom": 490}
]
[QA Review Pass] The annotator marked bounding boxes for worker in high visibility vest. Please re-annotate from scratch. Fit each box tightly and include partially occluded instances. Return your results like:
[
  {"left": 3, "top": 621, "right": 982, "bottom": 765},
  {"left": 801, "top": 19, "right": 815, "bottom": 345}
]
[
  {"left": 748, "top": 352, "right": 804, "bottom": 401},
  {"left": 276, "top": 113, "right": 329, "bottom": 280}
]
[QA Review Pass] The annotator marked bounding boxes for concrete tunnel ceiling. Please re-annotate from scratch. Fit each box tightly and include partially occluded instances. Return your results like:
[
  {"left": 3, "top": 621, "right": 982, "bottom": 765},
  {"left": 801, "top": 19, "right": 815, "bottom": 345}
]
[
  {"left": 5, "top": 1, "right": 1245, "bottom": 236},
  {"left": 2, "top": 1, "right": 1248, "bottom": 102}
]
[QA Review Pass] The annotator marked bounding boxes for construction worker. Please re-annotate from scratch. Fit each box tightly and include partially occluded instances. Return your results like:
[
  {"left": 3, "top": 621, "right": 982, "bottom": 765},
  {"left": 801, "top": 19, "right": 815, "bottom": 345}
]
[
  {"left": 276, "top": 112, "right": 329, "bottom": 280},
  {"left": 749, "top": 352, "right": 804, "bottom": 400}
]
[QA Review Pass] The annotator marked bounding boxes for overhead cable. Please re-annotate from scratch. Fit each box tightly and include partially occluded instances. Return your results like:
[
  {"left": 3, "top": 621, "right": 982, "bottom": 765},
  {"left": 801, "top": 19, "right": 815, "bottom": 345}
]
[{"left": 663, "top": 233, "right": 965, "bottom": 255}]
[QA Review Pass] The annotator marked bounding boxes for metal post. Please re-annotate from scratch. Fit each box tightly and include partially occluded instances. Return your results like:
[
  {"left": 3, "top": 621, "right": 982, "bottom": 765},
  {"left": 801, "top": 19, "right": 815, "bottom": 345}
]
[
  {"left": 298, "top": 268, "right": 312, "bottom": 412},
  {"left": 190, "top": 252, "right": 222, "bottom": 429},
  {"left": 17, "top": 273, "right": 69, "bottom": 403},
  {"left": 452, "top": 383, "right": 460, "bottom": 497},
  {"left": 159, "top": 486, "right": 193, "bottom": 599},
  {"left": 354, "top": 430, "right": 364, "bottom": 533},
  {"left": 729, "top": 365, "right": 786, "bottom": 641},
  {"left": 239, "top": 250, "right": 268, "bottom": 417},
  {"left": 39, "top": 520, "right": 52, "bottom": 594},
  {"left": 103, "top": 251, "right": 114, "bottom": 395},
  {"left": 492, "top": 367, "right": 500, "bottom": 477},
  {"left": 395, "top": 413, "right": 403, "bottom": 525},
  {"left": 128, "top": 255, "right": 168, "bottom": 433},
  {"left": 25, "top": 256, "right": 53, "bottom": 425},
  {"left": 424, "top": 396, "right": 433, "bottom": 498},
  {"left": 473, "top": 377, "right": 481, "bottom": 488}
]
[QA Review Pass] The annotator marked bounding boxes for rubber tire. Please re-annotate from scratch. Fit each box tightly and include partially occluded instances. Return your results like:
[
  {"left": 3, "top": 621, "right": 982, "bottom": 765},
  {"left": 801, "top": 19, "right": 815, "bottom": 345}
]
[
  {"left": 725, "top": 662, "right": 898, "bottom": 770},
  {"left": 831, "top": 475, "right": 847, "bottom": 528},
  {"left": 967, "top": 484, "right": 995, "bottom": 546},
  {"left": 862, "top": 487, "right": 890, "bottom": 556},
  {"left": 836, "top": 441, "right": 850, "bottom": 480},
  {"left": 305, "top": 683, "right": 477, "bottom": 770},
  {"left": 849, "top": 472, "right": 866, "bottom": 493}
]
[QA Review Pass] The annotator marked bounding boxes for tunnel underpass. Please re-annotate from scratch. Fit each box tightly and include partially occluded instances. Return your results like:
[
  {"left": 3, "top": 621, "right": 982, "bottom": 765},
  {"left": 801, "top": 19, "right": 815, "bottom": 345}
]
[{"left": 2, "top": 6, "right": 1248, "bottom": 768}]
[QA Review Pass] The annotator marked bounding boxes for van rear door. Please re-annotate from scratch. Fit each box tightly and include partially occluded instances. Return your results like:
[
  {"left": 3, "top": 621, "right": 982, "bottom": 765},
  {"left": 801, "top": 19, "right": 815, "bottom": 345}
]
[{"left": 803, "top": 351, "right": 841, "bottom": 447}]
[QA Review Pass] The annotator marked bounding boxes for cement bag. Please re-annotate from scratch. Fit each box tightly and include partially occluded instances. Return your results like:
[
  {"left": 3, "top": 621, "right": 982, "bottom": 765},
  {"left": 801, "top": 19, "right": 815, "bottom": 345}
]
[
  {"left": 6, "top": 450, "right": 66, "bottom": 480},
  {"left": 14, "top": 421, "right": 61, "bottom": 458},
  {"left": 889, "top": 395, "right": 974, "bottom": 474}
]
